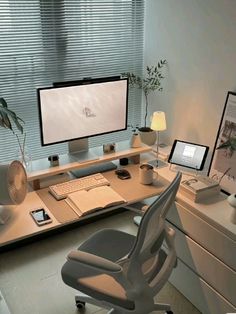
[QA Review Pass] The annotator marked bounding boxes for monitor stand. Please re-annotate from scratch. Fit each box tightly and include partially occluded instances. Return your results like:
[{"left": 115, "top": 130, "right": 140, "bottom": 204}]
[
  {"left": 68, "top": 138, "right": 117, "bottom": 177},
  {"left": 68, "top": 138, "right": 99, "bottom": 163}
]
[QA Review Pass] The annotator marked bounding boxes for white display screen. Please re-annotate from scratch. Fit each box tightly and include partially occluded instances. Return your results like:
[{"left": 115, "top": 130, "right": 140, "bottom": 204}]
[
  {"left": 38, "top": 79, "right": 128, "bottom": 145},
  {"left": 168, "top": 140, "right": 209, "bottom": 170}
]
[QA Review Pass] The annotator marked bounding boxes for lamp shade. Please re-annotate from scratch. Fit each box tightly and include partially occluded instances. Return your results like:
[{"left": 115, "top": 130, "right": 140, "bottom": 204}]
[{"left": 150, "top": 111, "right": 167, "bottom": 131}]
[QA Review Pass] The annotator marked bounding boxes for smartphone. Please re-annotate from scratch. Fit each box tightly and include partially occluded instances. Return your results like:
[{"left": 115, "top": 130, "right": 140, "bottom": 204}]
[{"left": 30, "top": 208, "right": 52, "bottom": 226}]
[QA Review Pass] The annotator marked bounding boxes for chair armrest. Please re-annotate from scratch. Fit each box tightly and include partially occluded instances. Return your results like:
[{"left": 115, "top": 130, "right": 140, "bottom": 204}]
[{"left": 67, "top": 250, "right": 122, "bottom": 273}]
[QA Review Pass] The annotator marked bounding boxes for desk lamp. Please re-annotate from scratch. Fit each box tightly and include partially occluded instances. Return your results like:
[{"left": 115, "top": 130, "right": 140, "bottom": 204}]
[{"left": 148, "top": 111, "right": 167, "bottom": 168}]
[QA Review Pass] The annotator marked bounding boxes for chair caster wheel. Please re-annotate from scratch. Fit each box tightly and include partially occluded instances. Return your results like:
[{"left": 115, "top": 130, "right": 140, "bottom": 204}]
[
  {"left": 75, "top": 300, "right": 86, "bottom": 310},
  {"left": 166, "top": 311, "right": 174, "bottom": 314}
]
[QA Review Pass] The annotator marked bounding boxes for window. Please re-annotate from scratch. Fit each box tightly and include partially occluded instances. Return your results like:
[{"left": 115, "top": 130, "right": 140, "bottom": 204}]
[{"left": 0, "top": 0, "right": 144, "bottom": 162}]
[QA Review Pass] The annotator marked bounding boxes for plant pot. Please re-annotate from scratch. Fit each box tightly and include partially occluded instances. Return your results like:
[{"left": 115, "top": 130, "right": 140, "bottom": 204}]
[
  {"left": 138, "top": 127, "right": 156, "bottom": 146},
  {"left": 130, "top": 133, "right": 142, "bottom": 148}
]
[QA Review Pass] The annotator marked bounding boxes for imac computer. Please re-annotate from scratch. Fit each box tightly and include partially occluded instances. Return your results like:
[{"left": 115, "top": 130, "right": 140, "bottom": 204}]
[{"left": 37, "top": 76, "right": 128, "bottom": 164}]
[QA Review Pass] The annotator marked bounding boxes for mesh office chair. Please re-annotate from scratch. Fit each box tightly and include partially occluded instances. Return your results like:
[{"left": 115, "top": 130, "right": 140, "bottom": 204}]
[{"left": 61, "top": 172, "right": 181, "bottom": 314}]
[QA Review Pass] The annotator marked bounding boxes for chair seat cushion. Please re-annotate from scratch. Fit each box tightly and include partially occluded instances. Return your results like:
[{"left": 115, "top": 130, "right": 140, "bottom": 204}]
[{"left": 79, "top": 228, "right": 136, "bottom": 262}]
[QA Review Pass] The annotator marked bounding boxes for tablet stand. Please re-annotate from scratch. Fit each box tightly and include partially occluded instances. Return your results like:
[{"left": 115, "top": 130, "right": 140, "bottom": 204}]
[{"left": 169, "top": 163, "right": 199, "bottom": 178}]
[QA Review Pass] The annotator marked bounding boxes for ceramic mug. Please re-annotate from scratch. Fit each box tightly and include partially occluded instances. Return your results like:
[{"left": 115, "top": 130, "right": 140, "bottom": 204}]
[{"left": 139, "top": 163, "right": 158, "bottom": 185}]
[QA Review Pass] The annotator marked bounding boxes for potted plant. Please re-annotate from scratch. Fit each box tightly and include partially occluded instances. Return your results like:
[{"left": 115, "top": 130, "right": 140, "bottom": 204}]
[
  {"left": 0, "top": 97, "right": 27, "bottom": 166},
  {"left": 122, "top": 59, "right": 167, "bottom": 145},
  {"left": 128, "top": 124, "right": 142, "bottom": 148}
]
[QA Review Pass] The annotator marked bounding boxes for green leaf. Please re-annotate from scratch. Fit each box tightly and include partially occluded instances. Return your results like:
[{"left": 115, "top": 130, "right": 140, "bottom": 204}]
[
  {"left": 0, "top": 100, "right": 13, "bottom": 131},
  {"left": 0, "top": 98, "right": 24, "bottom": 133}
]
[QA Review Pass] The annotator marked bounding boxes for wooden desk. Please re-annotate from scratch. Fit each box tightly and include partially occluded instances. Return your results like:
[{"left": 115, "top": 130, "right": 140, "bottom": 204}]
[{"left": 0, "top": 163, "right": 168, "bottom": 250}]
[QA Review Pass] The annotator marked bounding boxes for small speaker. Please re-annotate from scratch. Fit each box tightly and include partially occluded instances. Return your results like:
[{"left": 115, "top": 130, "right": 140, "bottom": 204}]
[
  {"left": 103, "top": 143, "right": 116, "bottom": 154},
  {"left": 48, "top": 154, "right": 59, "bottom": 166},
  {"left": 119, "top": 158, "right": 129, "bottom": 166}
]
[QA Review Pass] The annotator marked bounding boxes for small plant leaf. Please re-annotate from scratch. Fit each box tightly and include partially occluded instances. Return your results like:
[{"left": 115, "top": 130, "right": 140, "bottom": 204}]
[{"left": 0, "top": 98, "right": 24, "bottom": 133}]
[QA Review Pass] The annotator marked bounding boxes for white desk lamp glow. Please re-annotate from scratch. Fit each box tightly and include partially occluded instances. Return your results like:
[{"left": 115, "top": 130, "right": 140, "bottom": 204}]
[{"left": 148, "top": 111, "right": 167, "bottom": 168}]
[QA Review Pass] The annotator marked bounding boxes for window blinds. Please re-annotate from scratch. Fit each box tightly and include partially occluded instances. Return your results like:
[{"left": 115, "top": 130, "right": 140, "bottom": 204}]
[{"left": 0, "top": 0, "right": 144, "bottom": 162}]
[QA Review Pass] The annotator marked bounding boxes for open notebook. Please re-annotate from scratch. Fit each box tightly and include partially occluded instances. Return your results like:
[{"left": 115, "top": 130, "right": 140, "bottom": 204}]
[{"left": 65, "top": 185, "right": 126, "bottom": 217}]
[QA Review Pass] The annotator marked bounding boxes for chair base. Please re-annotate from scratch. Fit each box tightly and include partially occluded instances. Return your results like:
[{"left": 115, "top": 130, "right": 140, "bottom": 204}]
[{"left": 75, "top": 292, "right": 173, "bottom": 314}]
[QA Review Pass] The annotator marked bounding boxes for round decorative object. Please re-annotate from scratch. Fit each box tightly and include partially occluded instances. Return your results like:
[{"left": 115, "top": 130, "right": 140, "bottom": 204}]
[
  {"left": 139, "top": 128, "right": 156, "bottom": 146},
  {"left": 0, "top": 160, "right": 27, "bottom": 205},
  {"left": 227, "top": 194, "right": 236, "bottom": 224}
]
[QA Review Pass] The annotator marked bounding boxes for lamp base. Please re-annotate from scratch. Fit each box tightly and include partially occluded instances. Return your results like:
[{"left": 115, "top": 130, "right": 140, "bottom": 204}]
[{"left": 148, "top": 159, "right": 167, "bottom": 169}]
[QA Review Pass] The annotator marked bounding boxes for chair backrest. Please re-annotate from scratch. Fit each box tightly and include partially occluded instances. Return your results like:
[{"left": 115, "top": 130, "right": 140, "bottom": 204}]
[{"left": 125, "top": 172, "right": 182, "bottom": 298}]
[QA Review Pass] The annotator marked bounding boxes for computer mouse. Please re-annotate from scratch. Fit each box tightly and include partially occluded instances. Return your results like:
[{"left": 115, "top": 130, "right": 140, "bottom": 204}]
[{"left": 115, "top": 169, "right": 131, "bottom": 180}]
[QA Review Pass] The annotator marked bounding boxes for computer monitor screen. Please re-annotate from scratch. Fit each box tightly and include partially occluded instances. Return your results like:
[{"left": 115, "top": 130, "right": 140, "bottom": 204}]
[
  {"left": 37, "top": 77, "right": 128, "bottom": 146},
  {"left": 168, "top": 139, "right": 209, "bottom": 170}
]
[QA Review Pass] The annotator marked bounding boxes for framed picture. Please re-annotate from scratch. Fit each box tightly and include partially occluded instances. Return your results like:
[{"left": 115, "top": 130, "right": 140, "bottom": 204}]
[{"left": 208, "top": 91, "right": 236, "bottom": 194}]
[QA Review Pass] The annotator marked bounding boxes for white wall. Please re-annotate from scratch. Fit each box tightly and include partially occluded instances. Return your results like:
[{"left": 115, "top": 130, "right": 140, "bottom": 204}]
[{"left": 144, "top": 0, "right": 236, "bottom": 154}]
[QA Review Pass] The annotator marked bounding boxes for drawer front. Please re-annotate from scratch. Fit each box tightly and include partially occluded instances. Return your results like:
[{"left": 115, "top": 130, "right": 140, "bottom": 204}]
[
  {"left": 169, "top": 258, "right": 236, "bottom": 314},
  {"left": 167, "top": 202, "right": 236, "bottom": 271},
  {"left": 167, "top": 221, "right": 236, "bottom": 306}
]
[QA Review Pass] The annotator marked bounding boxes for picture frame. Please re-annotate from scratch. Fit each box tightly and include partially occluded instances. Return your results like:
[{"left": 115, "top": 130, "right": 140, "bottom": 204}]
[{"left": 208, "top": 91, "right": 236, "bottom": 195}]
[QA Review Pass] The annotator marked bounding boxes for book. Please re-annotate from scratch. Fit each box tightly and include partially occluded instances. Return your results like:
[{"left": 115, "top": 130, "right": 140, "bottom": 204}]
[
  {"left": 181, "top": 176, "right": 219, "bottom": 192},
  {"left": 65, "top": 185, "right": 126, "bottom": 217},
  {"left": 180, "top": 176, "right": 220, "bottom": 203},
  {"left": 179, "top": 185, "right": 220, "bottom": 202}
]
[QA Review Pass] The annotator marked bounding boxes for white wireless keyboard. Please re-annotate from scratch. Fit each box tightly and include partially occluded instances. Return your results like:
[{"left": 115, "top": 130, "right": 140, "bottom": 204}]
[{"left": 49, "top": 173, "right": 110, "bottom": 200}]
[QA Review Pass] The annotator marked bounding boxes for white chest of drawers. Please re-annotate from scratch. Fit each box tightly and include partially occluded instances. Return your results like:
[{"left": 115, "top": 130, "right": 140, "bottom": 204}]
[
  {"left": 167, "top": 201, "right": 236, "bottom": 314},
  {"left": 157, "top": 167, "right": 236, "bottom": 314}
]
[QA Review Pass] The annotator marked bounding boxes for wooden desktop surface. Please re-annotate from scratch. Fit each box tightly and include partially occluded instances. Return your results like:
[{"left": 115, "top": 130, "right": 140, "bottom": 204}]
[
  {"left": 0, "top": 163, "right": 169, "bottom": 248},
  {"left": 1, "top": 154, "right": 235, "bottom": 249}
]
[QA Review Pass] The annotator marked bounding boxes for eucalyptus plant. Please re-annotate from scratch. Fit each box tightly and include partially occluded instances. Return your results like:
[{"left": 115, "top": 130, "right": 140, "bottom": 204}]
[
  {"left": 0, "top": 97, "right": 26, "bottom": 164},
  {"left": 122, "top": 59, "right": 167, "bottom": 130}
]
